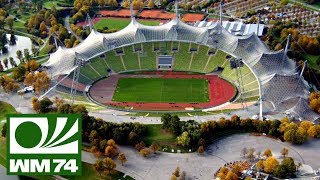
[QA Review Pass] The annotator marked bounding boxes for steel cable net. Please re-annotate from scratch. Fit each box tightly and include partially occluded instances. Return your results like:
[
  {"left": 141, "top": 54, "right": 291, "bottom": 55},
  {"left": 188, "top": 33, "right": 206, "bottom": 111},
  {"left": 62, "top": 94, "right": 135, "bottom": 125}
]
[
  {"left": 261, "top": 73, "right": 309, "bottom": 109},
  {"left": 249, "top": 51, "right": 297, "bottom": 77},
  {"left": 286, "top": 97, "right": 320, "bottom": 122},
  {"left": 44, "top": 17, "right": 316, "bottom": 120}
]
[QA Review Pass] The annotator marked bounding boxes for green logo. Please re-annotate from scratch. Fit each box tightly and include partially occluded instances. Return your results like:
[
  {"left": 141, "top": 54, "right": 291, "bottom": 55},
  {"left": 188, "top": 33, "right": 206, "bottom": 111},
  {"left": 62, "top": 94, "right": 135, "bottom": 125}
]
[{"left": 7, "top": 114, "right": 82, "bottom": 175}]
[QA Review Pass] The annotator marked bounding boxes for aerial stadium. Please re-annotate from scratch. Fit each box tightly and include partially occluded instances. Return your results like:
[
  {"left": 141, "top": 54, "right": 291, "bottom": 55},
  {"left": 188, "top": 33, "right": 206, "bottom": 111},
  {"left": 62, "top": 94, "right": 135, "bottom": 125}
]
[{"left": 44, "top": 1, "right": 319, "bottom": 123}]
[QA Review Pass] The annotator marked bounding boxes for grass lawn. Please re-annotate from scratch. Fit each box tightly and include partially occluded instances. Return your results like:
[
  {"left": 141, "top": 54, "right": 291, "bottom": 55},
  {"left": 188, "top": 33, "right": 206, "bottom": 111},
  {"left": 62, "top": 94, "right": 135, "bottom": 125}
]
[
  {"left": 304, "top": 53, "right": 320, "bottom": 70},
  {"left": 64, "top": 162, "right": 133, "bottom": 180},
  {"left": 0, "top": 123, "right": 6, "bottom": 167},
  {"left": 112, "top": 78, "right": 209, "bottom": 103},
  {"left": 0, "top": 101, "right": 16, "bottom": 120},
  {"left": 142, "top": 124, "right": 176, "bottom": 146},
  {"left": 39, "top": 44, "right": 54, "bottom": 56},
  {"left": 94, "top": 18, "right": 159, "bottom": 30},
  {"left": 43, "top": 0, "right": 73, "bottom": 9}
]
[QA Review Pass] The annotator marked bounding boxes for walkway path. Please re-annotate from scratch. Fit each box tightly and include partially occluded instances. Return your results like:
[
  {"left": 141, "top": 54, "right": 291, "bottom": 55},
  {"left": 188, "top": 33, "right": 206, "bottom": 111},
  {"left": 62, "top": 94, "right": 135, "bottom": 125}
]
[
  {"left": 82, "top": 134, "right": 320, "bottom": 180},
  {"left": 64, "top": 16, "right": 83, "bottom": 42}
]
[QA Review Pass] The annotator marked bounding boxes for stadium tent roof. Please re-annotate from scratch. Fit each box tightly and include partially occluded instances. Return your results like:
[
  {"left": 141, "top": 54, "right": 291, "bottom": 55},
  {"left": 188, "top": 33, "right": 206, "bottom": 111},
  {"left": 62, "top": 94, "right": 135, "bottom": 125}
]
[
  {"left": 196, "top": 20, "right": 265, "bottom": 36},
  {"left": 45, "top": 47, "right": 77, "bottom": 77},
  {"left": 286, "top": 98, "right": 320, "bottom": 123},
  {"left": 45, "top": 17, "right": 315, "bottom": 121}
]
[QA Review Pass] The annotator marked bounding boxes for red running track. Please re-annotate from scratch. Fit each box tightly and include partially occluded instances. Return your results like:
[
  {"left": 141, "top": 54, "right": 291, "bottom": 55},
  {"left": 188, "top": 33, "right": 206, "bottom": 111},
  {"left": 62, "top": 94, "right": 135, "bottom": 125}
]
[{"left": 89, "top": 73, "right": 236, "bottom": 111}]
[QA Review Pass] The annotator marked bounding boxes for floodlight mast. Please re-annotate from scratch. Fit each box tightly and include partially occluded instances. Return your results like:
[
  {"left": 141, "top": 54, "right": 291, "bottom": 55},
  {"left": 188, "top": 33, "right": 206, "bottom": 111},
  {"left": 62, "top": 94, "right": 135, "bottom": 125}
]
[
  {"left": 130, "top": 0, "right": 134, "bottom": 19},
  {"left": 70, "top": 57, "right": 87, "bottom": 104},
  {"left": 230, "top": 58, "right": 246, "bottom": 110},
  {"left": 85, "top": 14, "right": 94, "bottom": 31}
]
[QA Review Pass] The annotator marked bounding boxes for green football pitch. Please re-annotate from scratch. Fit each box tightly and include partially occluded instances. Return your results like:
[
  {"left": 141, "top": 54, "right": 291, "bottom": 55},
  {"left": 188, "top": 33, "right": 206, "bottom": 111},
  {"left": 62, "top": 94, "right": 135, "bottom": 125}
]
[{"left": 112, "top": 78, "right": 209, "bottom": 103}]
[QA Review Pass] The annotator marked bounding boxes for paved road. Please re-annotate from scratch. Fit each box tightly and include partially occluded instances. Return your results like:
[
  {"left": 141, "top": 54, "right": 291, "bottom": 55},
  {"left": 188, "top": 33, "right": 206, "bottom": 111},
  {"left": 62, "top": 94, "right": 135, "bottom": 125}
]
[
  {"left": 64, "top": 16, "right": 83, "bottom": 42},
  {"left": 0, "top": 165, "right": 20, "bottom": 180}
]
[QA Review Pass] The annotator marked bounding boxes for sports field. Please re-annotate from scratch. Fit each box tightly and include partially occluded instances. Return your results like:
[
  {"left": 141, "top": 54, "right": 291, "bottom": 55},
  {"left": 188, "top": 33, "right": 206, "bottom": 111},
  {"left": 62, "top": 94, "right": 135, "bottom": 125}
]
[{"left": 112, "top": 78, "right": 209, "bottom": 103}]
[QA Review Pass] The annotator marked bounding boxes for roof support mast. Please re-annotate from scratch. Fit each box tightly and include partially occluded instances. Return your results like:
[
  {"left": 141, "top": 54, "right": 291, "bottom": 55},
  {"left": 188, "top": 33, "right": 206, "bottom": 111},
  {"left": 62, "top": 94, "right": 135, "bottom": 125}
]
[
  {"left": 175, "top": 0, "right": 179, "bottom": 18},
  {"left": 285, "top": 34, "right": 291, "bottom": 54},
  {"left": 220, "top": 1, "right": 223, "bottom": 26},
  {"left": 130, "top": 0, "right": 134, "bottom": 19}
]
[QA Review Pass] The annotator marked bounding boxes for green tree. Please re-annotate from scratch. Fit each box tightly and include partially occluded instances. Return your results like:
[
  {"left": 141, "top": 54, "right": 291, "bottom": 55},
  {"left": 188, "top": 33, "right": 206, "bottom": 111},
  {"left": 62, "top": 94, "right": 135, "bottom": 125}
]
[
  {"left": 16, "top": 50, "right": 23, "bottom": 64},
  {"left": 170, "top": 115, "right": 180, "bottom": 135},
  {"left": 161, "top": 113, "right": 172, "bottom": 130},
  {"left": 274, "top": 164, "right": 287, "bottom": 178},
  {"left": 3, "top": 58, "right": 8, "bottom": 69},
  {"left": 9, "top": 57, "right": 17, "bottom": 67},
  {"left": 12, "top": 66, "right": 26, "bottom": 81},
  {"left": 23, "top": 49, "right": 31, "bottom": 61},
  {"left": 0, "top": 61, "right": 3, "bottom": 72},
  {"left": 282, "top": 157, "right": 296, "bottom": 175},
  {"left": 39, "top": 97, "right": 53, "bottom": 113}
]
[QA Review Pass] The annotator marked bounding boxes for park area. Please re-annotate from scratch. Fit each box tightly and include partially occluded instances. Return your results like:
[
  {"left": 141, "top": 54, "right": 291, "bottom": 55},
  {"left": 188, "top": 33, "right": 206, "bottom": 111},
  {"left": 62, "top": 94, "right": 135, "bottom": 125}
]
[{"left": 112, "top": 78, "right": 209, "bottom": 103}]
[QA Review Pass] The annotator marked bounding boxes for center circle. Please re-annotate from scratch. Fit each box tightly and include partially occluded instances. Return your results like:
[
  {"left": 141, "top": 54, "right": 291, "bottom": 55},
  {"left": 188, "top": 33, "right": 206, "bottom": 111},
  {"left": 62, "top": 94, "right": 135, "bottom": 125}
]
[{"left": 15, "top": 121, "right": 42, "bottom": 148}]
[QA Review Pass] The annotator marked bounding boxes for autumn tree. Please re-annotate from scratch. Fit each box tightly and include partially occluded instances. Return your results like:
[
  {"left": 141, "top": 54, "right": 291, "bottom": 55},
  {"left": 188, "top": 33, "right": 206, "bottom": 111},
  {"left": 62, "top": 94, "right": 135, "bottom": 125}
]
[
  {"left": 150, "top": 142, "right": 160, "bottom": 154},
  {"left": 103, "top": 157, "right": 116, "bottom": 174},
  {"left": 232, "top": 164, "right": 242, "bottom": 176},
  {"left": 94, "top": 159, "right": 104, "bottom": 176},
  {"left": 263, "top": 157, "right": 279, "bottom": 173},
  {"left": 256, "top": 160, "right": 264, "bottom": 171},
  {"left": 246, "top": 148, "right": 255, "bottom": 162},
  {"left": 31, "top": 97, "right": 40, "bottom": 112},
  {"left": 172, "top": 166, "right": 180, "bottom": 177},
  {"left": 299, "top": 121, "right": 313, "bottom": 131},
  {"left": 147, "top": 0, "right": 155, "bottom": 8},
  {"left": 135, "top": 141, "right": 145, "bottom": 151},
  {"left": 225, "top": 171, "right": 238, "bottom": 180},
  {"left": 263, "top": 148, "right": 273, "bottom": 158},
  {"left": 307, "top": 125, "right": 320, "bottom": 138},
  {"left": 197, "top": 145, "right": 204, "bottom": 154},
  {"left": 281, "top": 147, "right": 289, "bottom": 158},
  {"left": 217, "top": 167, "right": 229, "bottom": 179},
  {"left": 177, "top": 131, "right": 190, "bottom": 147},
  {"left": 122, "top": 0, "right": 130, "bottom": 8},
  {"left": 33, "top": 71, "right": 51, "bottom": 94},
  {"left": 241, "top": 147, "right": 248, "bottom": 158},
  {"left": 139, "top": 148, "right": 151, "bottom": 157},
  {"left": 118, "top": 153, "right": 127, "bottom": 166},
  {"left": 105, "top": 139, "right": 118, "bottom": 158}
]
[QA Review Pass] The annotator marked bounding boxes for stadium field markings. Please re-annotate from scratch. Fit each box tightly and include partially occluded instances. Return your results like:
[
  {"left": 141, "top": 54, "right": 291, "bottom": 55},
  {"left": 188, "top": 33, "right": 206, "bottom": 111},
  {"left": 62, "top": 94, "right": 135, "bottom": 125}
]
[{"left": 112, "top": 78, "right": 209, "bottom": 103}]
